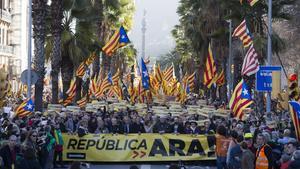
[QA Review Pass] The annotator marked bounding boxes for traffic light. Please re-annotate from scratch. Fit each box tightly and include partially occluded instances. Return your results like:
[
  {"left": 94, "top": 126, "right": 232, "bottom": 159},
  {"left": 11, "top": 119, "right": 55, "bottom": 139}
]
[{"left": 288, "top": 73, "right": 299, "bottom": 100}]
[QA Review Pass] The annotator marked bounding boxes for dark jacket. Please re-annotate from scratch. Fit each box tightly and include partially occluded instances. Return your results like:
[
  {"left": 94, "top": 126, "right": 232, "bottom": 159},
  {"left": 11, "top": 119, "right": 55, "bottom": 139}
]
[
  {"left": 15, "top": 155, "right": 41, "bottom": 169},
  {"left": 288, "top": 160, "right": 300, "bottom": 169},
  {"left": 153, "top": 122, "right": 170, "bottom": 133},
  {"left": 241, "top": 149, "right": 255, "bottom": 169},
  {"left": 130, "top": 123, "right": 145, "bottom": 133},
  {"left": 0, "top": 145, "right": 20, "bottom": 169},
  {"left": 88, "top": 120, "right": 98, "bottom": 133},
  {"left": 123, "top": 123, "right": 131, "bottom": 133},
  {"left": 170, "top": 123, "right": 185, "bottom": 134},
  {"left": 109, "top": 124, "right": 123, "bottom": 134},
  {"left": 189, "top": 127, "right": 201, "bottom": 134},
  {"left": 227, "top": 144, "right": 242, "bottom": 169}
]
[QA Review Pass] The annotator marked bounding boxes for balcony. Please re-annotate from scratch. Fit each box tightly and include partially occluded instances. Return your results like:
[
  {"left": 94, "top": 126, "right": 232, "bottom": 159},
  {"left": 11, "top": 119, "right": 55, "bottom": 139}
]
[
  {"left": 0, "top": 9, "right": 12, "bottom": 23},
  {"left": 0, "top": 44, "right": 13, "bottom": 56}
]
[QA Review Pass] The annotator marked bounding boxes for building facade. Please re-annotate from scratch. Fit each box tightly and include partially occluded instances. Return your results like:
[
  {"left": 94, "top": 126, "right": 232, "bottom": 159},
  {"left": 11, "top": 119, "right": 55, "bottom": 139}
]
[{"left": 0, "top": 0, "right": 28, "bottom": 91}]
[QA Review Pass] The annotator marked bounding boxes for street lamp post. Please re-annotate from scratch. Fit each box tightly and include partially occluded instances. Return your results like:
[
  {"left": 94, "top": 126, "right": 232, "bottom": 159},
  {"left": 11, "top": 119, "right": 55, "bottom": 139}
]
[
  {"left": 227, "top": 19, "right": 233, "bottom": 101},
  {"left": 266, "top": 0, "right": 272, "bottom": 113},
  {"left": 27, "top": 0, "right": 32, "bottom": 99}
]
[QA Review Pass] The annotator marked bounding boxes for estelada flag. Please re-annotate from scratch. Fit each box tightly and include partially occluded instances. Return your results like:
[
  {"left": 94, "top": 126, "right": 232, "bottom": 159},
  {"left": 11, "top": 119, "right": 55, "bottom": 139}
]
[
  {"left": 102, "top": 26, "right": 130, "bottom": 56},
  {"left": 289, "top": 101, "right": 300, "bottom": 141},
  {"left": 229, "top": 79, "right": 253, "bottom": 120}
]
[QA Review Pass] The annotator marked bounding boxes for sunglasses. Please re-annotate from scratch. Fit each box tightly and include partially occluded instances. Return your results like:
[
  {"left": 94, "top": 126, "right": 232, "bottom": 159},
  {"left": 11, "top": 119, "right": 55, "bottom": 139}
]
[{"left": 31, "top": 135, "right": 37, "bottom": 137}]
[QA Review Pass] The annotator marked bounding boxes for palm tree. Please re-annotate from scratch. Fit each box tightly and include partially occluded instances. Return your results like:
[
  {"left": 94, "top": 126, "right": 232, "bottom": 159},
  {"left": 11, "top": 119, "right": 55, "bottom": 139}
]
[
  {"left": 50, "top": 0, "right": 64, "bottom": 104},
  {"left": 32, "top": 0, "right": 48, "bottom": 111},
  {"left": 93, "top": 0, "right": 135, "bottom": 77},
  {"left": 175, "top": 0, "right": 226, "bottom": 96},
  {"left": 46, "top": 0, "right": 99, "bottom": 101},
  {"left": 62, "top": 1, "right": 99, "bottom": 101}
]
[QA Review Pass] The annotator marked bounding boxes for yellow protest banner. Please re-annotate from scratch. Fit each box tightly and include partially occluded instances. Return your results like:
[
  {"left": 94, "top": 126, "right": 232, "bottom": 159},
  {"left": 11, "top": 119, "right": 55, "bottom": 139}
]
[{"left": 62, "top": 133, "right": 216, "bottom": 162}]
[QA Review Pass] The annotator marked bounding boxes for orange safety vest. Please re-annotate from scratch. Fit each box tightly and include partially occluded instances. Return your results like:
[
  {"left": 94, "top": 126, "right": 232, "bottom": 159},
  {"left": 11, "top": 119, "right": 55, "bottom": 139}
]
[
  {"left": 255, "top": 145, "right": 269, "bottom": 169},
  {"left": 216, "top": 134, "right": 231, "bottom": 157}
]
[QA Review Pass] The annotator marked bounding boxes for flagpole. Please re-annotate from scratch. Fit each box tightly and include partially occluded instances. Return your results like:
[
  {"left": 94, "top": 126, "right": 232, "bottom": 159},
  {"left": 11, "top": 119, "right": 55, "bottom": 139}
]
[
  {"left": 27, "top": 0, "right": 32, "bottom": 99},
  {"left": 227, "top": 19, "right": 233, "bottom": 101},
  {"left": 266, "top": 0, "right": 272, "bottom": 113}
]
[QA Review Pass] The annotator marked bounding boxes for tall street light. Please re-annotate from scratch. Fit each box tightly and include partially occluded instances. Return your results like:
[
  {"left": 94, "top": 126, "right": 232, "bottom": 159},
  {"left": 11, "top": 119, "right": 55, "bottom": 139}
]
[
  {"left": 27, "top": 0, "right": 32, "bottom": 98},
  {"left": 266, "top": 0, "right": 272, "bottom": 113},
  {"left": 227, "top": 19, "right": 233, "bottom": 101}
]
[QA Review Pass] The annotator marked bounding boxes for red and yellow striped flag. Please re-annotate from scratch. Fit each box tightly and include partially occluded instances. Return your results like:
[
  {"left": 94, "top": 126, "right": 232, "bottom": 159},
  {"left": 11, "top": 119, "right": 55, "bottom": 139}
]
[
  {"left": 75, "top": 62, "right": 85, "bottom": 78},
  {"left": 216, "top": 70, "right": 225, "bottom": 87},
  {"left": 66, "top": 79, "right": 76, "bottom": 96},
  {"left": 90, "top": 77, "right": 98, "bottom": 95},
  {"left": 154, "top": 64, "right": 163, "bottom": 84},
  {"left": 63, "top": 91, "right": 75, "bottom": 107},
  {"left": 248, "top": 0, "right": 259, "bottom": 6},
  {"left": 77, "top": 95, "right": 87, "bottom": 108},
  {"left": 102, "top": 26, "right": 130, "bottom": 56},
  {"left": 187, "top": 72, "right": 196, "bottom": 91},
  {"left": 163, "top": 65, "right": 174, "bottom": 82},
  {"left": 112, "top": 69, "right": 120, "bottom": 85},
  {"left": 112, "top": 85, "right": 123, "bottom": 100},
  {"left": 229, "top": 79, "right": 253, "bottom": 120},
  {"left": 95, "top": 77, "right": 112, "bottom": 98},
  {"left": 241, "top": 0, "right": 259, "bottom": 6},
  {"left": 232, "top": 20, "right": 253, "bottom": 48},
  {"left": 203, "top": 44, "right": 217, "bottom": 88},
  {"left": 85, "top": 52, "right": 96, "bottom": 65}
]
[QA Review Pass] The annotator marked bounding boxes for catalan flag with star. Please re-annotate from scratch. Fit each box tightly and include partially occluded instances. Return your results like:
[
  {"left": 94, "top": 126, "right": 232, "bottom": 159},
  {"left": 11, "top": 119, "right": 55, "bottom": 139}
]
[
  {"left": 141, "top": 58, "right": 150, "bottom": 90},
  {"left": 229, "top": 79, "right": 253, "bottom": 120},
  {"left": 15, "top": 99, "right": 35, "bottom": 118},
  {"left": 289, "top": 101, "right": 300, "bottom": 141},
  {"left": 102, "top": 26, "right": 130, "bottom": 56}
]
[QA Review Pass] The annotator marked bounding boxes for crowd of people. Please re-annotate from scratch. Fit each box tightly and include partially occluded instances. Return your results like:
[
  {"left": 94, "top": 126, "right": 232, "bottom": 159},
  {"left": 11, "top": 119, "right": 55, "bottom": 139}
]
[
  {"left": 215, "top": 110, "right": 300, "bottom": 169},
  {"left": 0, "top": 96, "right": 300, "bottom": 169}
]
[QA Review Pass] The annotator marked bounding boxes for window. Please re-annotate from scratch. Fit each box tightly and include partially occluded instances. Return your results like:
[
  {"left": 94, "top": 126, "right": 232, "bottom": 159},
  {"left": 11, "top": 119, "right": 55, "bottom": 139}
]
[
  {"left": 2, "top": 29, "right": 4, "bottom": 45},
  {"left": 6, "top": 29, "right": 8, "bottom": 45}
]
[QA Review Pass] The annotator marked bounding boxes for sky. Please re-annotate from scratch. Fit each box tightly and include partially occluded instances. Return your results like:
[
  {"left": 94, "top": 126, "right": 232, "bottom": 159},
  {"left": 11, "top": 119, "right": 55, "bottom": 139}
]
[{"left": 130, "top": 0, "right": 180, "bottom": 61}]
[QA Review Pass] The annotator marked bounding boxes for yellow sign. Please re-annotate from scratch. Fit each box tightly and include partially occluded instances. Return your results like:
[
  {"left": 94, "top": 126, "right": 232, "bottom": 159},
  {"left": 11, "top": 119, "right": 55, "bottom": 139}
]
[{"left": 62, "top": 133, "right": 216, "bottom": 162}]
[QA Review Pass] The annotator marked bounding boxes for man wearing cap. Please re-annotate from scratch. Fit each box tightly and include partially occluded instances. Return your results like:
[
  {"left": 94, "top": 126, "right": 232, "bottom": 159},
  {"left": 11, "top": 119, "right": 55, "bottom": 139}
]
[
  {"left": 244, "top": 133, "right": 256, "bottom": 154},
  {"left": 189, "top": 121, "right": 200, "bottom": 135}
]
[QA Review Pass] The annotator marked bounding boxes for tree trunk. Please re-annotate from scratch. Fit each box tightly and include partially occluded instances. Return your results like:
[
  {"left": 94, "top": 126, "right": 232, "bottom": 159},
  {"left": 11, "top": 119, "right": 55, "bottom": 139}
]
[
  {"left": 75, "top": 77, "right": 82, "bottom": 102},
  {"left": 93, "top": 0, "right": 104, "bottom": 79},
  {"left": 32, "top": 0, "right": 48, "bottom": 111},
  {"left": 50, "top": 0, "right": 63, "bottom": 104},
  {"left": 82, "top": 79, "right": 90, "bottom": 98}
]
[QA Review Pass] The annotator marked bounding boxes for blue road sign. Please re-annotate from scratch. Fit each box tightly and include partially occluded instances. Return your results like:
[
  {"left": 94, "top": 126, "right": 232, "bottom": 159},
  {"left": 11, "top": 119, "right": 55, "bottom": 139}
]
[{"left": 256, "top": 66, "right": 281, "bottom": 92}]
